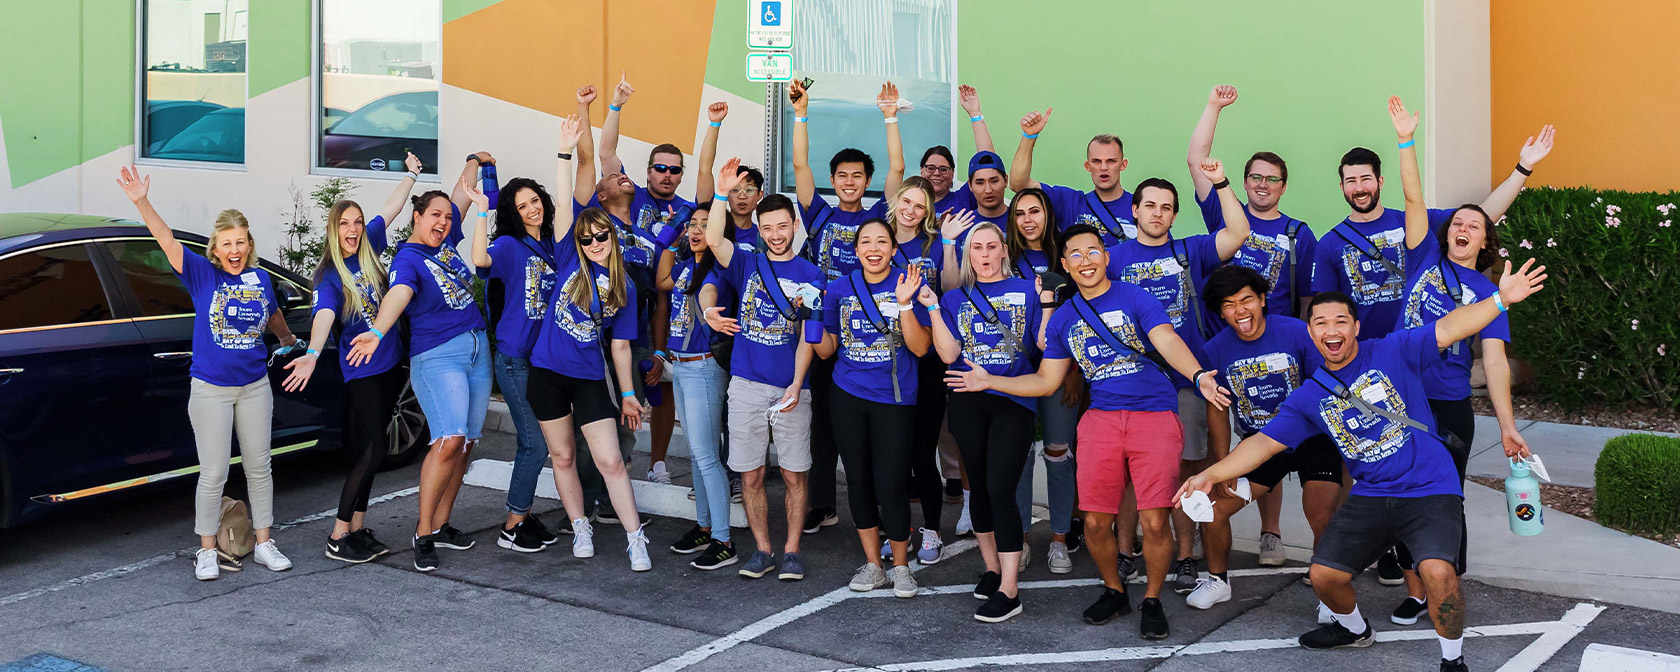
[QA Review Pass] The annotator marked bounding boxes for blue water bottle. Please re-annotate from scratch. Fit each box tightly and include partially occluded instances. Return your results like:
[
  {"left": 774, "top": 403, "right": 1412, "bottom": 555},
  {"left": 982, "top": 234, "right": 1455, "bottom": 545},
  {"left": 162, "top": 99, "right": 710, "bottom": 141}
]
[
  {"left": 480, "top": 162, "right": 500, "bottom": 210},
  {"left": 1506, "top": 458, "right": 1545, "bottom": 536},
  {"left": 638, "top": 358, "right": 663, "bottom": 406}
]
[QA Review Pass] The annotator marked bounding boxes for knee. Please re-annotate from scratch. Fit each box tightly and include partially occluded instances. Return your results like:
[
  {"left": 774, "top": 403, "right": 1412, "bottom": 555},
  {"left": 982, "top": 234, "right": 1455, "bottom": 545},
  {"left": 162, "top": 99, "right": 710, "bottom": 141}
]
[
  {"left": 1043, "top": 444, "right": 1070, "bottom": 461},
  {"left": 198, "top": 466, "right": 229, "bottom": 489},
  {"left": 1309, "top": 564, "right": 1351, "bottom": 589},
  {"left": 1418, "top": 560, "right": 1458, "bottom": 590},
  {"left": 742, "top": 469, "right": 766, "bottom": 489},
  {"left": 1139, "top": 513, "right": 1169, "bottom": 538},
  {"left": 438, "top": 435, "right": 465, "bottom": 456}
]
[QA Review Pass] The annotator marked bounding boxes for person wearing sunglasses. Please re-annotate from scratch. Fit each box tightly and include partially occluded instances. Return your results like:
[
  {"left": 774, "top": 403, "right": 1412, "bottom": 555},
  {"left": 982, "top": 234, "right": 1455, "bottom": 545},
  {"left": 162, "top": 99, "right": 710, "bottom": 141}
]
[{"left": 695, "top": 101, "right": 766, "bottom": 252}]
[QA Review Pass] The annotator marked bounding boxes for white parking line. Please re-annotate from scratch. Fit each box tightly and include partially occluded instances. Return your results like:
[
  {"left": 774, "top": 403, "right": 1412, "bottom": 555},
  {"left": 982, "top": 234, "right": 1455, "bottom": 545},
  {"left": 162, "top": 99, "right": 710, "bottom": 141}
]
[
  {"left": 1494, "top": 603, "right": 1606, "bottom": 672},
  {"left": 0, "top": 486, "right": 420, "bottom": 608}
]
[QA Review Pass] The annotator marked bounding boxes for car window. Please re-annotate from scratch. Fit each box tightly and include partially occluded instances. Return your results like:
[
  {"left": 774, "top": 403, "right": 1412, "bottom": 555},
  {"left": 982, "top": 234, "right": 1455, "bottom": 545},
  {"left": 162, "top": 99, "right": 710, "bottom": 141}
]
[
  {"left": 0, "top": 243, "right": 114, "bottom": 331},
  {"left": 104, "top": 240, "right": 195, "bottom": 317},
  {"left": 328, "top": 92, "right": 438, "bottom": 140}
]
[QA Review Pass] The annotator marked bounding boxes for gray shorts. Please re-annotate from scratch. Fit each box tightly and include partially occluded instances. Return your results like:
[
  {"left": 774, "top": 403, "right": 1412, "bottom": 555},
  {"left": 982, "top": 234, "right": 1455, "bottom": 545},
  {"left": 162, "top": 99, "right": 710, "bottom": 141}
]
[
  {"left": 726, "top": 377, "right": 814, "bottom": 472},
  {"left": 1312, "top": 494, "right": 1465, "bottom": 576},
  {"left": 1177, "top": 387, "right": 1209, "bottom": 461}
]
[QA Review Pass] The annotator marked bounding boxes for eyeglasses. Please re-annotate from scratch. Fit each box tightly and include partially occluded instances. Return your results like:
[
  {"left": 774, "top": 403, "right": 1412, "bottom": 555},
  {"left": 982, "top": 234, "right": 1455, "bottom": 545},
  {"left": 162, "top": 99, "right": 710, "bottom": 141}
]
[
  {"left": 922, "top": 165, "right": 953, "bottom": 174},
  {"left": 1246, "top": 173, "right": 1285, "bottom": 185},
  {"left": 652, "top": 164, "right": 684, "bottom": 175},
  {"left": 1065, "top": 249, "right": 1106, "bottom": 262},
  {"left": 729, "top": 187, "right": 760, "bottom": 197},
  {"left": 581, "top": 230, "right": 612, "bottom": 244}
]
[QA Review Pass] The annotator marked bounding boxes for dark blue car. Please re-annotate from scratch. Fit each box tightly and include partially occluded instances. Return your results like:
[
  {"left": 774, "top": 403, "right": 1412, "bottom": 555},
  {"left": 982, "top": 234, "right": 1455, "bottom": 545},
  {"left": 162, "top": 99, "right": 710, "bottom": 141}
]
[{"left": 0, "top": 214, "right": 428, "bottom": 527}]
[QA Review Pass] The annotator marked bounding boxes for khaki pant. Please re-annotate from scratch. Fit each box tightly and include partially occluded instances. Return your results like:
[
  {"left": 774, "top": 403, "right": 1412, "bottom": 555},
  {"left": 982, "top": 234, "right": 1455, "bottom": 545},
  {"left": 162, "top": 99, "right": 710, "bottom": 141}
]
[{"left": 189, "top": 378, "right": 275, "bottom": 536}]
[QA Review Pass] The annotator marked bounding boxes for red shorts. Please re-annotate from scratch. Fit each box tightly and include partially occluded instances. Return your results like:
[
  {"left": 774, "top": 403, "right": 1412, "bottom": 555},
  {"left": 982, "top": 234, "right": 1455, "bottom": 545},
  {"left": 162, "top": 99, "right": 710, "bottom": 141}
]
[{"left": 1076, "top": 409, "right": 1184, "bottom": 513}]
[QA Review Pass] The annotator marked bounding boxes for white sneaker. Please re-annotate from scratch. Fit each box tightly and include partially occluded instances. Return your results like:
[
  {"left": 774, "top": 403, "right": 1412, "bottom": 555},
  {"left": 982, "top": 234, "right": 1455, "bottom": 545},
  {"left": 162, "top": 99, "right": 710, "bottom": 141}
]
[
  {"left": 1185, "top": 575, "right": 1232, "bottom": 609},
  {"left": 194, "top": 548, "right": 220, "bottom": 581},
  {"left": 1317, "top": 602, "right": 1335, "bottom": 624},
  {"left": 252, "top": 540, "right": 293, "bottom": 571},
  {"left": 917, "top": 528, "right": 944, "bottom": 565},
  {"left": 1258, "top": 531, "right": 1286, "bottom": 567},
  {"left": 626, "top": 526, "right": 652, "bottom": 572},
  {"left": 647, "top": 461, "right": 673, "bottom": 485},
  {"left": 572, "top": 518, "right": 595, "bottom": 558},
  {"left": 887, "top": 564, "right": 919, "bottom": 598},
  {"left": 1048, "top": 541, "right": 1073, "bottom": 574},
  {"left": 1017, "top": 543, "right": 1033, "bottom": 572},
  {"left": 955, "top": 491, "right": 974, "bottom": 536}
]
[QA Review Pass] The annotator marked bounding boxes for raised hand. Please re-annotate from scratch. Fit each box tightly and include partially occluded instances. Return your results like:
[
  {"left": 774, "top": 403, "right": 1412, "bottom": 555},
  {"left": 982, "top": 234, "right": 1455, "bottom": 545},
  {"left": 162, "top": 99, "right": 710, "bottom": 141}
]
[
  {"left": 895, "top": 263, "right": 923, "bottom": 304},
  {"left": 877, "top": 81, "right": 900, "bottom": 118},
  {"left": 1020, "top": 108, "right": 1053, "bottom": 136},
  {"left": 1496, "top": 258, "right": 1548, "bottom": 305},
  {"left": 958, "top": 84, "right": 982, "bottom": 117},
  {"left": 1518, "top": 124, "right": 1556, "bottom": 170},
  {"left": 282, "top": 354, "right": 317, "bottom": 392},
  {"left": 557, "top": 114, "right": 582, "bottom": 152},
  {"left": 715, "top": 157, "right": 745, "bottom": 195},
  {"left": 117, "top": 166, "right": 150, "bottom": 203},
  {"left": 707, "top": 102, "right": 729, "bottom": 124},
  {"left": 611, "top": 71, "right": 634, "bottom": 107},
  {"left": 404, "top": 151, "right": 423, "bottom": 174},
  {"left": 472, "top": 151, "right": 495, "bottom": 166},
  {"left": 1209, "top": 85, "right": 1238, "bottom": 109},
  {"left": 576, "top": 84, "right": 598, "bottom": 107},
  {"left": 345, "top": 332, "right": 379, "bottom": 368},
  {"left": 1199, "top": 158, "right": 1226, "bottom": 184},
  {"left": 945, "top": 359, "right": 992, "bottom": 392},
  {"left": 463, "top": 176, "right": 489, "bottom": 212},
  {"left": 1389, "top": 95, "right": 1419, "bottom": 140},
  {"left": 916, "top": 283, "right": 938, "bottom": 308},
  {"left": 704, "top": 306, "right": 741, "bottom": 335},
  {"left": 787, "top": 79, "right": 810, "bottom": 113},
  {"left": 939, "top": 209, "right": 976, "bottom": 241}
]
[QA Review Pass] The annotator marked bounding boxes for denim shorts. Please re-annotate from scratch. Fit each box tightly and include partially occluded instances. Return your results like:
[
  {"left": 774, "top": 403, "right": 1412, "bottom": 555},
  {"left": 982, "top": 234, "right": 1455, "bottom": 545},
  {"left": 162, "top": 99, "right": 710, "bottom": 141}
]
[
  {"left": 409, "top": 329, "right": 492, "bottom": 443},
  {"left": 1312, "top": 493, "right": 1464, "bottom": 575}
]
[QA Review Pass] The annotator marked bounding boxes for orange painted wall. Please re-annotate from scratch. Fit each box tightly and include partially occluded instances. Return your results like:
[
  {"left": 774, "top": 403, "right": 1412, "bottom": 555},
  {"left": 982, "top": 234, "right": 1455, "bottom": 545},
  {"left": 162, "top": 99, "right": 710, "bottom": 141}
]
[
  {"left": 443, "top": 0, "right": 716, "bottom": 154},
  {"left": 1491, "top": 0, "right": 1680, "bottom": 192}
]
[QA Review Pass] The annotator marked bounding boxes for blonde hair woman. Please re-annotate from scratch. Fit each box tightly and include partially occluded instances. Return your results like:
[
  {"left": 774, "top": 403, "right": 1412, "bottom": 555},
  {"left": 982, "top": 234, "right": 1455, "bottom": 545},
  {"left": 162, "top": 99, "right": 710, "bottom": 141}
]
[{"left": 118, "top": 166, "right": 299, "bottom": 581}]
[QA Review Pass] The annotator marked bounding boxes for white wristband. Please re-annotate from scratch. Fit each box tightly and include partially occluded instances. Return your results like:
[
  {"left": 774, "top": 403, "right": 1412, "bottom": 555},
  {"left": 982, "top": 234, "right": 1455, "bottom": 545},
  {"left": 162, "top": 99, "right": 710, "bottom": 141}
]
[{"left": 883, "top": 117, "right": 898, "bottom": 125}]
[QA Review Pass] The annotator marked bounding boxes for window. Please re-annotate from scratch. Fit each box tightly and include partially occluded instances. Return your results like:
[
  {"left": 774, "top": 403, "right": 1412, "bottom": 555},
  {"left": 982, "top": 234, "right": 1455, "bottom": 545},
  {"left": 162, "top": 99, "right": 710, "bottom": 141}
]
[
  {"left": 774, "top": 0, "right": 954, "bottom": 198},
  {"left": 104, "top": 240, "right": 193, "bottom": 317},
  {"left": 139, "top": 0, "right": 248, "bottom": 165},
  {"left": 316, "top": 0, "right": 441, "bottom": 176},
  {"left": 0, "top": 244, "right": 114, "bottom": 331}
]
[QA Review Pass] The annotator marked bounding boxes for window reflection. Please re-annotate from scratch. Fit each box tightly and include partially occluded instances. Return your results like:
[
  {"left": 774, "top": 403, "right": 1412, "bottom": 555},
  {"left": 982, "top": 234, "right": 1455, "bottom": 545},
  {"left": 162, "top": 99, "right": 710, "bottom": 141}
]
[
  {"left": 318, "top": 0, "right": 441, "bottom": 174},
  {"left": 141, "top": 0, "right": 248, "bottom": 164}
]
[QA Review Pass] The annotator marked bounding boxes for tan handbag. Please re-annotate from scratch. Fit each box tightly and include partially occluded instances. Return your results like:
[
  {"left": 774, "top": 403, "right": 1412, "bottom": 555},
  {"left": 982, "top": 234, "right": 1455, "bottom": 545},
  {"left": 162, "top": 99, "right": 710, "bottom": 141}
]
[{"left": 216, "top": 497, "right": 256, "bottom": 558}]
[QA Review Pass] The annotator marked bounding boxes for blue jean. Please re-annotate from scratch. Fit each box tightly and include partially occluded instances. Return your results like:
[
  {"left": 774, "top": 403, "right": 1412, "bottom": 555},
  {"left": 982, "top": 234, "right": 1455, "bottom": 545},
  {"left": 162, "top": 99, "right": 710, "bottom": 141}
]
[
  {"left": 1017, "top": 393, "right": 1078, "bottom": 535},
  {"left": 410, "top": 329, "right": 492, "bottom": 444},
  {"left": 495, "top": 353, "right": 547, "bottom": 515},
  {"left": 672, "top": 355, "right": 730, "bottom": 542}
]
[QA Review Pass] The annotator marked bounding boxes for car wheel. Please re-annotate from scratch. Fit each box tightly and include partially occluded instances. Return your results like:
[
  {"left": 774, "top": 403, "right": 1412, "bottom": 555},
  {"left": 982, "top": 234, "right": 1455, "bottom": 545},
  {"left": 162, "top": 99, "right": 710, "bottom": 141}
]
[{"left": 381, "top": 379, "right": 429, "bottom": 470}]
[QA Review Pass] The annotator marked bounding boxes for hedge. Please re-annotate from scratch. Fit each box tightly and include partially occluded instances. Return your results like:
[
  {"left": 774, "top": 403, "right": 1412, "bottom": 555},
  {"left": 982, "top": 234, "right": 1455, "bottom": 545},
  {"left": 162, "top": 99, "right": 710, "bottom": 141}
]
[
  {"left": 1595, "top": 433, "right": 1680, "bottom": 536},
  {"left": 1498, "top": 186, "right": 1679, "bottom": 410}
]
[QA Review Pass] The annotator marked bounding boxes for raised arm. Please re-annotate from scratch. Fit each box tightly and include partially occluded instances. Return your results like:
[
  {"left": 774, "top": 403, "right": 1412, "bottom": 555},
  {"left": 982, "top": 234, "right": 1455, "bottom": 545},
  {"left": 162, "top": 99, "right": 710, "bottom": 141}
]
[
  {"left": 895, "top": 265, "right": 930, "bottom": 357},
  {"left": 1434, "top": 259, "right": 1546, "bottom": 348},
  {"left": 958, "top": 84, "right": 995, "bottom": 154},
  {"left": 938, "top": 210, "right": 975, "bottom": 291},
  {"left": 553, "top": 114, "right": 582, "bottom": 243},
  {"left": 789, "top": 80, "right": 816, "bottom": 208},
  {"left": 919, "top": 287, "right": 960, "bottom": 364},
  {"left": 1479, "top": 124, "right": 1556, "bottom": 221},
  {"left": 370, "top": 153, "right": 423, "bottom": 232},
  {"left": 695, "top": 102, "right": 728, "bottom": 201},
  {"left": 466, "top": 177, "right": 493, "bottom": 268},
  {"left": 574, "top": 85, "right": 599, "bottom": 207},
  {"left": 706, "top": 158, "right": 746, "bottom": 268},
  {"left": 598, "top": 72, "right": 633, "bottom": 178},
  {"left": 1201, "top": 159, "right": 1251, "bottom": 260},
  {"left": 1188, "top": 86, "right": 1238, "bottom": 200},
  {"left": 1146, "top": 323, "right": 1232, "bottom": 410},
  {"left": 879, "top": 82, "right": 906, "bottom": 200},
  {"left": 1009, "top": 108, "right": 1051, "bottom": 192},
  {"left": 1388, "top": 96, "right": 1430, "bottom": 249},
  {"left": 451, "top": 152, "right": 492, "bottom": 216},
  {"left": 116, "top": 166, "right": 184, "bottom": 273}
]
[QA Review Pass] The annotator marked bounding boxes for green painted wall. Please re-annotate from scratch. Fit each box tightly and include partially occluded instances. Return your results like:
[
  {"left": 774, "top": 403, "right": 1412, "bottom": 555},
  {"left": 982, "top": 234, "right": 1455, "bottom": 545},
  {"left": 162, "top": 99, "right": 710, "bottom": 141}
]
[
  {"left": 444, "top": 0, "right": 503, "bottom": 24},
  {"left": 956, "top": 0, "right": 1427, "bottom": 233},
  {"left": 249, "top": 0, "right": 311, "bottom": 98},
  {"left": 0, "top": 0, "right": 136, "bottom": 188},
  {"left": 704, "top": 0, "right": 758, "bottom": 101}
]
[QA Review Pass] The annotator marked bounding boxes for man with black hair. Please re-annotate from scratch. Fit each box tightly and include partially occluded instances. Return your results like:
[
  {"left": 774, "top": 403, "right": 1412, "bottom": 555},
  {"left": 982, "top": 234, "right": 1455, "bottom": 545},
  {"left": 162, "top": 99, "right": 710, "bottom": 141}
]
[
  {"left": 1190, "top": 265, "right": 1342, "bottom": 615},
  {"left": 788, "top": 78, "right": 906, "bottom": 534},
  {"left": 1103, "top": 162, "right": 1249, "bottom": 596},
  {"left": 695, "top": 101, "right": 766, "bottom": 252},
  {"left": 1178, "top": 253, "right": 1547, "bottom": 672},
  {"left": 1009, "top": 108, "right": 1134, "bottom": 245}
]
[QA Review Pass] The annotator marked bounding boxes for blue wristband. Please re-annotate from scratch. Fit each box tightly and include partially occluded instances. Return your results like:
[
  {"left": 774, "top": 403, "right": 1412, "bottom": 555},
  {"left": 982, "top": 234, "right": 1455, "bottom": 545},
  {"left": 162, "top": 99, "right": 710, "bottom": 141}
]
[
  {"left": 608, "top": 103, "right": 622, "bottom": 112},
  {"left": 476, "top": 212, "right": 488, "bottom": 217},
  {"left": 942, "top": 237, "right": 958, "bottom": 246},
  {"left": 1398, "top": 139, "right": 1415, "bottom": 149},
  {"left": 1023, "top": 132, "right": 1039, "bottom": 139},
  {"left": 621, "top": 390, "right": 635, "bottom": 398},
  {"left": 666, "top": 244, "right": 680, "bottom": 252},
  {"left": 1493, "top": 291, "right": 1508, "bottom": 313},
  {"left": 305, "top": 348, "right": 319, "bottom": 357},
  {"left": 794, "top": 116, "right": 809, "bottom": 123},
  {"left": 714, "top": 193, "right": 728, "bottom": 202},
  {"left": 969, "top": 115, "right": 983, "bottom": 123},
  {"left": 708, "top": 121, "right": 721, "bottom": 128},
  {"left": 370, "top": 327, "right": 385, "bottom": 340}
]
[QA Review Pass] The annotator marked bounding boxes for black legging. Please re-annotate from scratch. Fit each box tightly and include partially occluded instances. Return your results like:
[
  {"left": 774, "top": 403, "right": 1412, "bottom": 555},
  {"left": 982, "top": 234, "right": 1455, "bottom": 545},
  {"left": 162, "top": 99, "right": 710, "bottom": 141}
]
[
  {"left": 1396, "top": 395, "right": 1475, "bottom": 573},
  {"left": 808, "top": 356, "right": 840, "bottom": 513},
  {"left": 830, "top": 383, "right": 916, "bottom": 542},
  {"left": 909, "top": 352, "right": 948, "bottom": 530},
  {"left": 948, "top": 391, "right": 1036, "bottom": 552},
  {"left": 336, "top": 367, "right": 405, "bottom": 523}
]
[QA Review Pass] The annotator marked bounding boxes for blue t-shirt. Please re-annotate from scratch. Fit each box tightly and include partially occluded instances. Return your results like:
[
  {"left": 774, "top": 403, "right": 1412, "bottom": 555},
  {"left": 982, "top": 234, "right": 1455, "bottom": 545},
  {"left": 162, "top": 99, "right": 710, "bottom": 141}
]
[
  {"left": 1105, "top": 235, "right": 1220, "bottom": 387},
  {"left": 1202, "top": 316, "right": 1321, "bottom": 436},
  {"left": 802, "top": 197, "right": 888, "bottom": 282},
  {"left": 312, "top": 257, "right": 402, "bottom": 381},
  {"left": 1309, "top": 207, "right": 1452, "bottom": 339},
  {"left": 176, "top": 249, "right": 277, "bottom": 387},
  {"left": 894, "top": 235, "right": 945, "bottom": 290},
  {"left": 1042, "top": 281, "right": 1177, "bottom": 412},
  {"left": 529, "top": 235, "right": 639, "bottom": 380},
  {"left": 666, "top": 257, "right": 721, "bottom": 356},
  {"left": 627, "top": 180, "right": 696, "bottom": 268},
  {"left": 934, "top": 184, "right": 973, "bottom": 215},
  {"left": 717, "top": 251, "right": 826, "bottom": 389},
  {"left": 726, "top": 220, "right": 761, "bottom": 253},
  {"left": 938, "top": 278, "right": 1042, "bottom": 410},
  {"left": 1259, "top": 326, "right": 1462, "bottom": 498},
  {"left": 1397, "top": 233, "right": 1509, "bottom": 401},
  {"left": 1197, "top": 192, "right": 1318, "bottom": 316},
  {"left": 824, "top": 268, "right": 930, "bottom": 405},
  {"left": 366, "top": 205, "right": 465, "bottom": 257},
  {"left": 388, "top": 241, "right": 485, "bottom": 356},
  {"left": 485, "top": 234, "right": 558, "bottom": 359},
  {"left": 1041, "top": 183, "right": 1134, "bottom": 245}
]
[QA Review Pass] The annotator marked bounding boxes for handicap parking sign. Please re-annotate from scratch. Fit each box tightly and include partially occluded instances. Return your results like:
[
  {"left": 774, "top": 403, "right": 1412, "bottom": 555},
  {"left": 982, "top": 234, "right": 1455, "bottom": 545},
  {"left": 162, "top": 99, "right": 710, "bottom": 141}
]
[
  {"left": 762, "top": 1, "right": 781, "bottom": 26},
  {"left": 748, "top": 0, "right": 793, "bottom": 49}
]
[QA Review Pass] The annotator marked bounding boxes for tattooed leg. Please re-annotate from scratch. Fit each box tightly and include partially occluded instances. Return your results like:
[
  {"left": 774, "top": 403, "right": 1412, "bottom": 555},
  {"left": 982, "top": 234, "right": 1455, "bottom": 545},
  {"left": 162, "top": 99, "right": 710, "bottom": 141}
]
[{"left": 1419, "top": 559, "right": 1464, "bottom": 638}]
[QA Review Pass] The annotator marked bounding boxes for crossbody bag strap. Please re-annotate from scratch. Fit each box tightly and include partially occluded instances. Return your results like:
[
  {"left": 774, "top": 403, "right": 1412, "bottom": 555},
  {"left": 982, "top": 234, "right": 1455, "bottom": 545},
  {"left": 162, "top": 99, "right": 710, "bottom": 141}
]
[
  {"left": 1332, "top": 227, "right": 1404, "bottom": 279},
  {"left": 1084, "top": 191, "right": 1127, "bottom": 242},
  {"left": 850, "top": 271, "right": 903, "bottom": 403},
  {"left": 1310, "top": 368, "right": 1428, "bottom": 432},
  {"left": 755, "top": 254, "right": 798, "bottom": 321},
  {"left": 963, "top": 284, "right": 1023, "bottom": 358},
  {"left": 1284, "top": 217, "right": 1305, "bottom": 317},
  {"left": 1172, "top": 238, "right": 1210, "bottom": 339},
  {"left": 1069, "top": 294, "right": 1172, "bottom": 377}
]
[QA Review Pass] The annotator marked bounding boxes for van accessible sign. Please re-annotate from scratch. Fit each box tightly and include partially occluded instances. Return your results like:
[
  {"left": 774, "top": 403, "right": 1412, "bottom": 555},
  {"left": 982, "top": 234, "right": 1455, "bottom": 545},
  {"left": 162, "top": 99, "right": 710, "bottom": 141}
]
[
  {"left": 745, "top": 52, "right": 793, "bottom": 82},
  {"left": 748, "top": 0, "right": 793, "bottom": 49}
]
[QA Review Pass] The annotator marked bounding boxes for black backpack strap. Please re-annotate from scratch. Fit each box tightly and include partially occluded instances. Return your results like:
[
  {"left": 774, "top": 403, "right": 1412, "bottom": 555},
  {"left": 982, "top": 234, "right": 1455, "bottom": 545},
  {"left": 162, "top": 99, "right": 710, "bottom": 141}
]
[
  {"left": 1084, "top": 191, "right": 1128, "bottom": 242},
  {"left": 1172, "top": 238, "right": 1210, "bottom": 339},
  {"left": 1331, "top": 226, "right": 1404, "bottom": 279},
  {"left": 1310, "top": 368, "right": 1427, "bottom": 432},
  {"left": 850, "top": 271, "right": 903, "bottom": 403},
  {"left": 755, "top": 254, "right": 798, "bottom": 321},
  {"left": 803, "top": 206, "right": 838, "bottom": 279},
  {"left": 1283, "top": 218, "right": 1305, "bottom": 317}
]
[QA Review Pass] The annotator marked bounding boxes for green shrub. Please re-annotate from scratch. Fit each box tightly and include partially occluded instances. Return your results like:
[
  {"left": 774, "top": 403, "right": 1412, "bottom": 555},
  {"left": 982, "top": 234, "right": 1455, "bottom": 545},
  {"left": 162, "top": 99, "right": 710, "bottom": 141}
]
[
  {"left": 1499, "top": 186, "right": 1679, "bottom": 410},
  {"left": 1594, "top": 433, "right": 1680, "bottom": 536}
]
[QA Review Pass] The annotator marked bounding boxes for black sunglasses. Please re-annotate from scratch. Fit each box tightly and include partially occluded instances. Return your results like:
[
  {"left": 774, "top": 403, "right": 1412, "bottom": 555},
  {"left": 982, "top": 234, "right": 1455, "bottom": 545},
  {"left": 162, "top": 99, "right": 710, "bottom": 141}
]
[
  {"left": 652, "top": 163, "right": 684, "bottom": 175},
  {"left": 581, "top": 230, "right": 612, "bottom": 244}
]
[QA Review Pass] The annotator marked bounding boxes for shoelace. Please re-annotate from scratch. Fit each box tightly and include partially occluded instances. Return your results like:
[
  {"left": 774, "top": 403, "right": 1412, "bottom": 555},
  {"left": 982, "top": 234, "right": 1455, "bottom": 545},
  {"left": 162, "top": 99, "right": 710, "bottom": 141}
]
[
  {"left": 1191, "top": 576, "right": 1221, "bottom": 593},
  {"left": 625, "top": 524, "right": 650, "bottom": 553},
  {"left": 1178, "top": 559, "right": 1198, "bottom": 577}
]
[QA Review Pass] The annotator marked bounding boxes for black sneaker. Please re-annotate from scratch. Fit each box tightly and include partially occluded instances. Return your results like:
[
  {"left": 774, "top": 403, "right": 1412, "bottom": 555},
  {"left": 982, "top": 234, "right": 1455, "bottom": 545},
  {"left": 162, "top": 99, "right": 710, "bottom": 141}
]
[
  {"left": 975, "top": 591, "right": 1023, "bottom": 623},
  {"left": 553, "top": 516, "right": 575, "bottom": 536},
  {"left": 1440, "top": 656, "right": 1468, "bottom": 672},
  {"left": 973, "top": 571, "right": 1002, "bottom": 600},
  {"left": 1377, "top": 547, "right": 1405, "bottom": 586},
  {"left": 497, "top": 521, "right": 548, "bottom": 553},
  {"left": 1117, "top": 554, "right": 1139, "bottom": 581},
  {"left": 594, "top": 503, "right": 620, "bottom": 525},
  {"left": 689, "top": 541, "right": 740, "bottom": 570},
  {"left": 1139, "top": 597, "right": 1170, "bottom": 640},
  {"left": 1081, "top": 586, "right": 1131, "bottom": 625},
  {"left": 802, "top": 508, "right": 839, "bottom": 534},
  {"left": 433, "top": 525, "right": 475, "bottom": 551},
  {"left": 944, "top": 478, "right": 963, "bottom": 502},
  {"left": 1392, "top": 596, "right": 1429, "bottom": 625},
  {"left": 522, "top": 515, "right": 559, "bottom": 546},
  {"left": 671, "top": 525, "right": 712, "bottom": 555},
  {"left": 354, "top": 528, "right": 390, "bottom": 557},
  {"left": 1066, "top": 517, "right": 1084, "bottom": 554},
  {"left": 326, "top": 532, "right": 376, "bottom": 564},
  {"left": 413, "top": 535, "right": 440, "bottom": 572},
  {"left": 730, "top": 477, "right": 743, "bottom": 504},
  {"left": 1173, "top": 557, "right": 1200, "bottom": 594},
  {"left": 1298, "top": 618, "right": 1375, "bottom": 650}
]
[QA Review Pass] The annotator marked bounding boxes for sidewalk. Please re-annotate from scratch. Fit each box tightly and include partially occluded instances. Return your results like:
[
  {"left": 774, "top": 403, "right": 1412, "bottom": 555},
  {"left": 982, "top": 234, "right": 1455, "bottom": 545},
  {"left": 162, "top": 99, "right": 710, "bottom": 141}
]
[{"left": 1464, "top": 414, "right": 1677, "bottom": 488}]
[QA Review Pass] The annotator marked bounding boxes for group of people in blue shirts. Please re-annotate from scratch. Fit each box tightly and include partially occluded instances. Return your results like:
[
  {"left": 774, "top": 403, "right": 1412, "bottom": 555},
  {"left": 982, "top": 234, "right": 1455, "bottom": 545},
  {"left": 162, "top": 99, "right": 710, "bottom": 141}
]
[{"left": 124, "top": 74, "right": 1558, "bottom": 672}]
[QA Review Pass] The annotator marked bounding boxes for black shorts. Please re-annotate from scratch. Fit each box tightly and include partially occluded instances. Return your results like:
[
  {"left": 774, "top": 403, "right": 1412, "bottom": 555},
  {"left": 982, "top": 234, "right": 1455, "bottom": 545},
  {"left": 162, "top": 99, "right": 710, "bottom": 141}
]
[
  {"left": 1244, "top": 433, "right": 1344, "bottom": 489},
  {"left": 1312, "top": 493, "right": 1465, "bottom": 576},
  {"left": 528, "top": 366, "right": 618, "bottom": 426}
]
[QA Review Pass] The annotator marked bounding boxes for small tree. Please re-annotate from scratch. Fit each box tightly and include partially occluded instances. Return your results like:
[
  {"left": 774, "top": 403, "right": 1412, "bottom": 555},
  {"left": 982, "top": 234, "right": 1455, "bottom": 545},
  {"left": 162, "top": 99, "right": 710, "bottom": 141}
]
[{"left": 276, "top": 177, "right": 357, "bottom": 277}]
